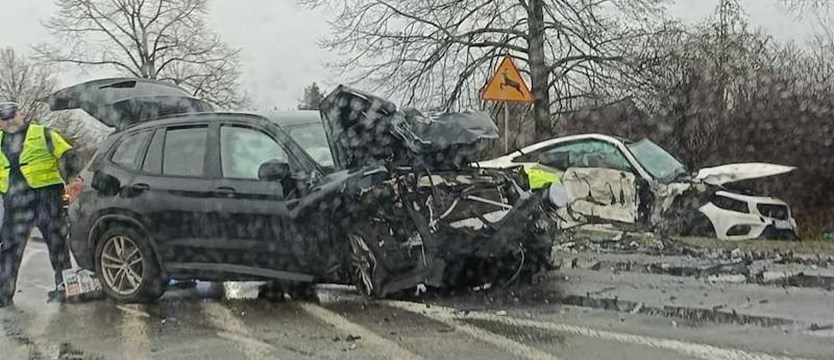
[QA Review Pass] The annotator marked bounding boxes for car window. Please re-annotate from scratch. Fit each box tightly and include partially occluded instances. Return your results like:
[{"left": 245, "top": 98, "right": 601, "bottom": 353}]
[
  {"left": 220, "top": 125, "right": 287, "bottom": 179},
  {"left": 288, "top": 124, "right": 334, "bottom": 168},
  {"left": 522, "top": 140, "right": 632, "bottom": 172},
  {"left": 110, "top": 131, "right": 149, "bottom": 169},
  {"left": 142, "top": 129, "right": 166, "bottom": 174},
  {"left": 162, "top": 126, "right": 208, "bottom": 177}
]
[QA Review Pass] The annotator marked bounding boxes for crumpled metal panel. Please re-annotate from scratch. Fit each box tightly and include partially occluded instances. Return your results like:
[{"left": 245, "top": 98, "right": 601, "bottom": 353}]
[{"left": 319, "top": 85, "right": 498, "bottom": 170}]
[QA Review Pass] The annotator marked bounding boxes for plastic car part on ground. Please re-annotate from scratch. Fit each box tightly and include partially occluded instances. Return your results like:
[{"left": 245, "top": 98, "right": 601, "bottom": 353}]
[{"left": 61, "top": 268, "right": 104, "bottom": 302}]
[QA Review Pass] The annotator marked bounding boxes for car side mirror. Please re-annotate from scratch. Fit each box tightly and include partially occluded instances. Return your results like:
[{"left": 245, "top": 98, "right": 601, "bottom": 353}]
[
  {"left": 538, "top": 151, "right": 570, "bottom": 170},
  {"left": 258, "top": 160, "right": 291, "bottom": 182}
]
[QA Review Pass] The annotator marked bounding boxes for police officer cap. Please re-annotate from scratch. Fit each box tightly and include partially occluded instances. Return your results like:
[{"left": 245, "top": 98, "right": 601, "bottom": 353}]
[{"left": 0, "top": 102, "right": 20, "bottom": 121}]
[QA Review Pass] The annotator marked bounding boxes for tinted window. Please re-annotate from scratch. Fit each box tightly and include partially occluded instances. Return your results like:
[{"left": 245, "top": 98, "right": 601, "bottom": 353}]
[
  {"left": 110, "top": 131, "right": 149, "bottom": 169},
  {"left": 220, "top": 126, "right": 286, "bottom": 179},
  {"left": 163, "top": 127, "right": 208, "bottom": 177},
  {"left": 142, "top": 129, "right": 165, "bottom": 174}
]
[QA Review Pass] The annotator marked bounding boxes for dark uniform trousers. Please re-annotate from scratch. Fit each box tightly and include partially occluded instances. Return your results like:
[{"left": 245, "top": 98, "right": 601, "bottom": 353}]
[{"left": 0, "top": 185, "right": 70, "bottom": 299}]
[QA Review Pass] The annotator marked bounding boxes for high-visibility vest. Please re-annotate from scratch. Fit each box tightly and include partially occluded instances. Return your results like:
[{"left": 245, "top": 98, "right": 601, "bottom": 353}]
[
  {"left": 0, "top": 124, "right": 73, "bottom": 193},
  {"left": 526, "top": 164, "right": 562, "bottom": 190}
]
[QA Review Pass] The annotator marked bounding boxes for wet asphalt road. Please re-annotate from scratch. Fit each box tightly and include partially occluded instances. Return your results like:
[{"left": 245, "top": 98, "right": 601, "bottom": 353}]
[{"left": 2, "top": 241, "right": 833, "bottom": 360}]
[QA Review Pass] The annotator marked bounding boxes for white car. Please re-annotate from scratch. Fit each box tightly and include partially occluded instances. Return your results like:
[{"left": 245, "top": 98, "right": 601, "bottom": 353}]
[{"left": 477, "top": 133, "right": 799, "bottom": 240}]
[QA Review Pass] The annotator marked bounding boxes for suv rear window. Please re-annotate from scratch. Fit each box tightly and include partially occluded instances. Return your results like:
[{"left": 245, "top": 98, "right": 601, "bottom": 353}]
[
  {"left": 163, "top": 126, "right": 208, "bottom": 177},
  {"left": 110, "top": 131, "right": 150, "bottom": 169}
]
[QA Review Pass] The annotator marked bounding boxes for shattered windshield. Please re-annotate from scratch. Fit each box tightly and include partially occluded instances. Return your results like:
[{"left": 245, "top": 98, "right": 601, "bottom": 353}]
[{"left": 627, "top": 139, "right": 687, "bottom": 182}]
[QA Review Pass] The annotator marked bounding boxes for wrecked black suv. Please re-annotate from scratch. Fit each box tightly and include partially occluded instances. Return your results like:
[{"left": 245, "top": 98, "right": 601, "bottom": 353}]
[{"left": 51, "top": 78, "right": 553, "bottom": 302}]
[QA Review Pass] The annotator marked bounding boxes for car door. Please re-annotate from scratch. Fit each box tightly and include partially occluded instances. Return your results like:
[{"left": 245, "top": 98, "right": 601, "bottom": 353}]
[
  {"left": 523, "top": 139, "right": 642, "bottom": 225},
  {"left": 126, "top": 123, "right": 221, "bottom": 272},
  {"left": 202, "top": 119, "right": 314, "bottom": 282}
]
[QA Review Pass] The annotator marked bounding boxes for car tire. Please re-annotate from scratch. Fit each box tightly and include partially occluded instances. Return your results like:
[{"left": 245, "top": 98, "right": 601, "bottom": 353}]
[{"left": 94, "top": 225, "right": 166, "bottom": 303}]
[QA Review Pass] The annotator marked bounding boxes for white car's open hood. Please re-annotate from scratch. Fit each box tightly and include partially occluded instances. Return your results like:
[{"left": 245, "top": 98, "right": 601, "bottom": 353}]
[{"left": 695, "top": 163, "right": 796, "bottom": 185}]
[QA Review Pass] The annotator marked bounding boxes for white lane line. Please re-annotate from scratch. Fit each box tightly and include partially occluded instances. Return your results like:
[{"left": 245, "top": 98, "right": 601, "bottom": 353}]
[
  {"left": 385, "top": 301, "right": 560, "bottom": 360},
  {"left": 383, "top": 300, "right": 809, "bottom": 360},
  {"left": 201, "top": 301, "right": 278, "bottom": 359},
  {"left": 216, "top": 330, "right": 279, "bottom": 352},
  {"left": 117, "top": 304, "right": 151, "bottom": 360},
  {"left": 296, "top": 302, "right": 424, "bottom": 360},
  {"left": 116, "top": 305, "right": 151, "bottom": 318}
]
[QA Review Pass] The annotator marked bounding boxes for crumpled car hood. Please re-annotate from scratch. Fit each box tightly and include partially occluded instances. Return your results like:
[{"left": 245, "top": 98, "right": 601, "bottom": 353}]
[
  {"left": 694, "top": 162, "right": 796, "bottom": 185},
  {"left": 319, "top": 85, "right": 498, "bottom": 170}
]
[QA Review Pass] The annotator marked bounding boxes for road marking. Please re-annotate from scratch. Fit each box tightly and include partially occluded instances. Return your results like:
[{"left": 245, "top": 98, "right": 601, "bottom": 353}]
[
  {"left": 118, "top": 304, "right": 151, "bottom": 360},
  {"left": 385, "top": 301, "right": 560, "bottom": 360},
  {"left": 216, "top": 330, "right": 279, "bottom": 352},
  {"left": 202, "top": 301, "right": 278, "bottom": 359},
  {"left": 297, "top": 302, "right": 424, "bottom": 360},
  {"left": 385, "top": 301, "right": 558, "bottom": 360},
  {"left": 116, "top": 305, "right": 151, "bottom": 318},
  {"left": 383, "top": 300, "right": 808, "bottom": 360}
]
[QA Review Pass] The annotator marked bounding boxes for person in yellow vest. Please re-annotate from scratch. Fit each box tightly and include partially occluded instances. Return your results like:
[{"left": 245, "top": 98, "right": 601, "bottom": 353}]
[
  {"left": 526, "top": 163, "right": 562, "bottom": 190},
  {"left": 0, "top": 102, "right": 78, "bottom": 306}
]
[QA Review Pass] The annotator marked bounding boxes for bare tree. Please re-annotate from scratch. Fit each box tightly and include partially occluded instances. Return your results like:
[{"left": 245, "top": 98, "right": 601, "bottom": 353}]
[
  {"left": 783, "top": 0, "right": 832, "bottom": 13},
  {"left": 0, "top": 47, "right": 58, "bottom": 121},
  {"left": 305, "top": 0, "right": 665, "bottom": 140},
  {"left": 35, "top": 0, "right": 246, "bottom": 108},
  {"left": 0, "top": 47, "right": 111, "bottom": 162}
]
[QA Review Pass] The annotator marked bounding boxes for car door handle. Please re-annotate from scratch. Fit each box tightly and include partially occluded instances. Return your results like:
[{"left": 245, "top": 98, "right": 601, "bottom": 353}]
[
  {"left": 214, "top": 186, "right": 236, "bottom": 197},
  {"left": 130, "top": 183, "right": 150, "bottom": 191},
  {"left": 123, "top": 183, "right": 150, "bottom": 197}
]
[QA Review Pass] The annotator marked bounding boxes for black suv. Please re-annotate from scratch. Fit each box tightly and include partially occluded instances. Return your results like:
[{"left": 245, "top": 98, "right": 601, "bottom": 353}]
[{"left": 51, "top": 78, "right": 552, "bottom": 302}]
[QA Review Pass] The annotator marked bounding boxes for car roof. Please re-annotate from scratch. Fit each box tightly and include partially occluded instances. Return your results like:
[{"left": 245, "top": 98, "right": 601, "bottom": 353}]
[
  {"left": 514, "top": 133, "right": 633, "bottom": 156},
  {"left": 120, "top": 110, "right": 323, "bottom": 132},
  {"left": 260, "top": 110, "right": 322, "bottom": 128},
  {"left": 119, "top": 111, "right": 270, "bottom": 133}
]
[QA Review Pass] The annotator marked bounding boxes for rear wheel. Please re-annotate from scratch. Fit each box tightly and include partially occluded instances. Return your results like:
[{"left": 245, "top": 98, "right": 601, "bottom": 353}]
[{"left": 94, "top": 226, "right": 166, "bottom": 303}]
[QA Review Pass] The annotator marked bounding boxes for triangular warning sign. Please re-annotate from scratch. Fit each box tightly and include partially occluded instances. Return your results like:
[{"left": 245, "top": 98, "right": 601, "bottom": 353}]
[{"left": 481, "top": 55, "right": 534, "bottom": 103}]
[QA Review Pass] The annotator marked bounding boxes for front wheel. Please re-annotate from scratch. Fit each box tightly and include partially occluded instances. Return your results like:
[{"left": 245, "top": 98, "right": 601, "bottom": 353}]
[{"left": 94, "top": 226, "right": 166, "bottom": 303}]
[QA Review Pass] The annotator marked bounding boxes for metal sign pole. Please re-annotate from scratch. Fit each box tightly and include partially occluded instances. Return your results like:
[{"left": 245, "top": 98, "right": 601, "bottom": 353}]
[{"left": 504, "top": 101, "right": 509, "bottom": 153}]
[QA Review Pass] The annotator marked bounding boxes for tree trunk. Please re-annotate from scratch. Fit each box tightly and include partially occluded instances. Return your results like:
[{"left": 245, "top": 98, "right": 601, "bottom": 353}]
[{"left": 528, "top": 0, "right": 551, "bottom": 140}]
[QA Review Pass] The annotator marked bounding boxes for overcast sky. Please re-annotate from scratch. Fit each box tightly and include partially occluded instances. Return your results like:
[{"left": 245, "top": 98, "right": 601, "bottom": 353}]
[{"left": 0, "top": 0, "right": 820, "bottom": 110}]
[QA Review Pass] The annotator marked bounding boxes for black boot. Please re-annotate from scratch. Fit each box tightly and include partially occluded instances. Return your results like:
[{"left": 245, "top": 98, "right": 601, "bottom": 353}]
[
  {"left": 0, "top": 294, "right": 12, "bottom": 307},
  {"left": 47, "top": 284, "right": 66, "bottom": 303}
]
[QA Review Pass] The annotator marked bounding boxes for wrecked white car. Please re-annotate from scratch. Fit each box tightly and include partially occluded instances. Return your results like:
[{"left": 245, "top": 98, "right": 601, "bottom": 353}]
[{"left": 477, "top": 133, "right": 798, "bottom": 241}]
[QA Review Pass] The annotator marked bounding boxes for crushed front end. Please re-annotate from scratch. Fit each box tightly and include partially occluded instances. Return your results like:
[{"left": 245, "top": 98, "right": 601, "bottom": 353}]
[{"left": 318, "top": 86, "right": 555, "bottom": 297}]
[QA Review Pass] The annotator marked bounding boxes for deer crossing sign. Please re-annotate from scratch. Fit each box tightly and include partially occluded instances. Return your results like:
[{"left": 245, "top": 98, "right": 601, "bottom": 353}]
[{"left": 480, "top": 55, "right": 534, "bottom": 103}]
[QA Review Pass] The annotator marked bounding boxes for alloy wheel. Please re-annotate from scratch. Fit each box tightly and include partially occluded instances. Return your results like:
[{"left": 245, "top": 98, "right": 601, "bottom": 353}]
[{"left": 100, "top": 235, "right": 144, "bottom": 296}]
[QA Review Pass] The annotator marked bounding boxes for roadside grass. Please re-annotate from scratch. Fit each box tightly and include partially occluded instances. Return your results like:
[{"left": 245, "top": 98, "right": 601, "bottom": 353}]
[
  {"left": 568, "top": 226, "right": 834, "bottom": 256},
  {"left": 674, "top": 236, "right": 834, "bottom": 256}
]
